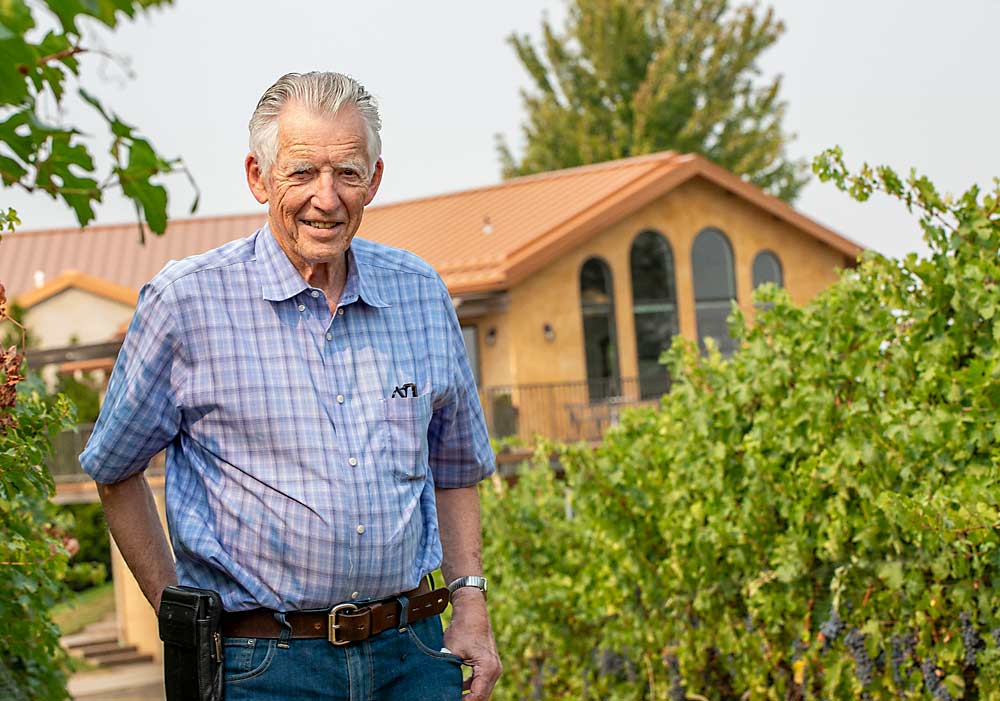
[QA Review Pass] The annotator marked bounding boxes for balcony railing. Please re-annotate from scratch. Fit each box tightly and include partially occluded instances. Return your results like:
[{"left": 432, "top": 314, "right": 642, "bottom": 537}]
[
  {"left": 48, "top": 377, "right": 669, "bottom": 483},
  {"left": 48, "top": 422, "right": 165, "bottom": 484},
  {"left": 47, "top": 422, "right": 95, "bottom": 483},
  {"left": 480, "top": 376, "right": 669, "bottom": 443}
]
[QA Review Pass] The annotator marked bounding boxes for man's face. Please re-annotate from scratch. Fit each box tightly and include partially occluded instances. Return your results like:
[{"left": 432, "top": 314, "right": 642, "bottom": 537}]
[{"left": 246, "top": 102, "right": 383, "bottom": 271}]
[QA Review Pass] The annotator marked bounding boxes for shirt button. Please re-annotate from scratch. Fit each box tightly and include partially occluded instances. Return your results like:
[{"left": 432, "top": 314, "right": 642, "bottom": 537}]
[
  {"left": 297, "top": 304, "right": 305, "bottom": 312},
  {"left": 356, "top": 525, "right": 365, "bottom": 535},
  {"left": 311, "top": 290, "right": 320, "bottom": 298},
  {"left": 337, "top": 308, "right": 345, "bottom": 316},
  {"left": 351, "top": 592, "right": 359, "bottom": 600},
  {"left": 348, "top": 457, "right": 358, "bottom": 467},
  {"left": 336, "top": 394, "right": 345, "bottom": 404},
  {"left": 326, "top": 333, "right": 333, "bottom": 341}
]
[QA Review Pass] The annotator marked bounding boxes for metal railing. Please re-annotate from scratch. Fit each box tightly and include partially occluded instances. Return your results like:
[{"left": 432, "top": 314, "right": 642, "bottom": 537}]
[
  {"left": 47, "top": 377, "right": 671, "bottom": 483},
  {"left": 47, "top": 422, "right": 95, "bottom": 483},
  {"left": 48, "top": 422, "right": 165, "bottom": 484},
  {"left": 479, "top": 376, "right": 669, "bottom": 442}
]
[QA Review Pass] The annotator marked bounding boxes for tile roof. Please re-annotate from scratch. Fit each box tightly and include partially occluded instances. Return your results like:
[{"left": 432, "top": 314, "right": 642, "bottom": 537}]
[
  {"left": 0, "top": 152, "right": 862, "bottom": 301},
  {"left": 17, "top": 270, "right": 139, "bottom": 309}
]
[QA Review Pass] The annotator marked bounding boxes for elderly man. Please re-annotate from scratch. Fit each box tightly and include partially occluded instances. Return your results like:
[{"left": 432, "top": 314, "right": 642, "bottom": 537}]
[{"left": 81, "top": 72, "right": 501, "bottom": 700}]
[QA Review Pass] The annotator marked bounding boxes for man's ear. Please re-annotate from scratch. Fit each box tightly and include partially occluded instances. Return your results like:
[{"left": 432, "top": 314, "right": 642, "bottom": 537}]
[
  {"left": 364, "top": 157, "right": 384, "bottom": 206},
  {"left": 245, "top": 153, "right": 270, "bottom": 204}
]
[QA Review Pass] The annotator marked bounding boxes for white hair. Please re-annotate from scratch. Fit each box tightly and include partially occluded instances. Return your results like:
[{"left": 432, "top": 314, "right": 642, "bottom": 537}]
[{"left": 248, "top": 72, "right": 382, "bottom": 181}]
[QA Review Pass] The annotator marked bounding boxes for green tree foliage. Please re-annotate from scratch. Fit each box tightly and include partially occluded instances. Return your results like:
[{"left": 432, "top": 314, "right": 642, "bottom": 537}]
[
  {"left": 57, "top": 503, "right": 111, "bottom": 591},
  {"left": 482, "top": 153, "right": 1000, "bottom": 699},
  {"left": 0, "top": 0, "right": 192, "bottom": 240},
  {"left": 499, "top": 0, "right": 808, "bottom": 201},
  {"left": 53, "top": 372, "right": 101, "bottom": 424},
  {"left": 1, "top": 2, "right": 182, "bottom": 697}
]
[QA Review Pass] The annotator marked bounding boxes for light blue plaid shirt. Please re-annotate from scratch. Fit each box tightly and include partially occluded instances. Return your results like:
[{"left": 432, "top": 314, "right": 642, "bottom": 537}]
[{"left": 80, "top": 225, "right": 495, "bottom": 611}]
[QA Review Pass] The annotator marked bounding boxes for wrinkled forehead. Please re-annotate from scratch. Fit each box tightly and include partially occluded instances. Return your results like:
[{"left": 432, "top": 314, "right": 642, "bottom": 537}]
[
  {"left": 274, "top": 103, "right": 370, "bottom": 165},
  {"left": 277, "top": 101, "right": 367, "bottom": 140}
]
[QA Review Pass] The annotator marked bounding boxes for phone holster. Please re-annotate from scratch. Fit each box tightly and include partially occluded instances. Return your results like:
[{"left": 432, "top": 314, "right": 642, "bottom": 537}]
[{"left": 158, "top": 585, "right": 224, "bottom": 701}]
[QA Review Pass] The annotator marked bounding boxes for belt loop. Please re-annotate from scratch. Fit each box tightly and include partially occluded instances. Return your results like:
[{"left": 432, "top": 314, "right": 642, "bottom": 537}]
[
  {"left": 395, "top": 595, "right": 410, "bottom": 632},
  {"left": 274, "top": 611, "right": 292, "bottom": 649}
]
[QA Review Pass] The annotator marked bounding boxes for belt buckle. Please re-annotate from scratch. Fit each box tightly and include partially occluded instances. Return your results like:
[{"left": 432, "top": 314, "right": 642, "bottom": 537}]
[{"left": 328, "top": 603, "right": 359, "bottom": 646}]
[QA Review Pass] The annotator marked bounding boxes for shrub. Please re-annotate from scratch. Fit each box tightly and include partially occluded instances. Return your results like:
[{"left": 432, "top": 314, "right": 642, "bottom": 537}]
[
  {"left": 482, "top": 156, "right": 1000, "bottom": 700},
  {"left": 56, "top": 503, "right": 111, "bottom": 593},
  {"left": 1, "top": 341, "right": 76, "bottom": 700}
]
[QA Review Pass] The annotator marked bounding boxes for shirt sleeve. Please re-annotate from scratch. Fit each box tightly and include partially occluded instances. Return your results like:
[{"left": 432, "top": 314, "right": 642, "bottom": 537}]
[
  {"left": 426, "top": 278, "right": 496, "bottom": 488},
  {"left": 79, "top": 278, "right": 186, "bottom": 485}
]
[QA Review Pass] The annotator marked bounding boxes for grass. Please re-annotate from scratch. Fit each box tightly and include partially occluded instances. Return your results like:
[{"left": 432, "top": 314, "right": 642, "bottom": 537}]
[{"left": 51, "top": 582, "right": 115, "bottom": 637}]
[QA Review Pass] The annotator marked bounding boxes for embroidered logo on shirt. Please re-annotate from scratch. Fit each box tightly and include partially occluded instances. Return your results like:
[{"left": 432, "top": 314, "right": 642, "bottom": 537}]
[{"left": 391, "top": 383, "right": 418, "bottom": 398}]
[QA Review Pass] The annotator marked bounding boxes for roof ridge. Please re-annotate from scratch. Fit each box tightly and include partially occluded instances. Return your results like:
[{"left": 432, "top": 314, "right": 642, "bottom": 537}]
[
  {"left": 500, "top": 153, "right": 692, "bottom": 265},
  {"left": 367, "top": 151, "right": 681, "bottom": 213}
]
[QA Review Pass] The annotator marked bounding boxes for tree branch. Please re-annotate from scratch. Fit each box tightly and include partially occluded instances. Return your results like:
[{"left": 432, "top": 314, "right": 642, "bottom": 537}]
[{"left": 36, "top": 45, "right": 86, "bottom": 66}]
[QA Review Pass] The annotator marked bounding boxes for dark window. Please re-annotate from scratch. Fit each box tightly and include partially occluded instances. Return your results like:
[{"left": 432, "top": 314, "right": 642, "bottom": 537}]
[
  {"left": 630, "top": 230, "right": 677, "bottom": 399},
  {"left": 692, "top": 227, "right": 737, "bottom": 356},
  {"left": 752, "top": 250, "right": 783, "bottom": 288},
  {"left": 580, "top": 257, "right": 620, "bottom": 401},
  {"left": 460, "top": 325, "right": 481, "bottom": 385}
]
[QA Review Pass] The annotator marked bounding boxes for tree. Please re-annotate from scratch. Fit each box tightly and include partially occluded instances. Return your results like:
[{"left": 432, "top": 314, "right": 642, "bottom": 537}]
[
  {"left": 0, "top": 0, "right": 194, "bottom": 241},
  {"left": 498, "top": 0, "right": 808, "bottom": 201},
  {"left": 482, "top": 153, "right": 1000, "bottom": 699},
  {"left": 0, "top": 1, "right": 184, "bottom": 697}
]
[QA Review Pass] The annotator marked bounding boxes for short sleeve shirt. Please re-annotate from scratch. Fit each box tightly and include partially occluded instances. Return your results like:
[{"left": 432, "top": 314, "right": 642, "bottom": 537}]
[{"left": 80, "top": 226, "right": 495, "bottom": 611}]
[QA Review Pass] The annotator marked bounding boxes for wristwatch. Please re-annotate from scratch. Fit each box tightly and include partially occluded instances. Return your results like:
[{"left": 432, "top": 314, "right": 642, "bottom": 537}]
[{"left": 447, "top": 575, "right": 488, "bottom": 600}]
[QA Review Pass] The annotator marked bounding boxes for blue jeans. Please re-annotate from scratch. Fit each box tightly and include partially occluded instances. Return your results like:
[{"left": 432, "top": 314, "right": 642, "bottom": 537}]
[{"left": 222, "top": 613, "right": 464, "bottom": 700}]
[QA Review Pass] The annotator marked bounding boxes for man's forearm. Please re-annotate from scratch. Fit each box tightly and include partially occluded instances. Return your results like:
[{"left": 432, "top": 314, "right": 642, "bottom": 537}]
[
  {"left": 435, "top": 484, "right": 502, "bottom": 699},
  {"left": 435, "top": 485, "right": 484, "bottom": 588},
  {"left": 97, "top": 471, "right": 177, "bottom": 613}
]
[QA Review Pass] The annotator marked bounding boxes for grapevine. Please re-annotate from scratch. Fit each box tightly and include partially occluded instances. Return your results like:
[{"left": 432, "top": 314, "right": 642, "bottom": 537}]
[
  {"left": 481, "top": 156, "right": 1000, "bottom": 699},
  {"left": 819, "top": 607, "right": 845, "bottom": 652},
  {"left": 844, "top": 629, "right": 874, "bottom": 697},
  {"left": 960, "top": 611, "right": 986, "bottom": 670},
  {"left": 890, "top": 631, "right": 917, "bottom": 695},
  {"left": 920, "top": 658, "right": 953, "bottom": 701},
  {"left": 664, "top": 653, "right": 685, "bottom": 701}
]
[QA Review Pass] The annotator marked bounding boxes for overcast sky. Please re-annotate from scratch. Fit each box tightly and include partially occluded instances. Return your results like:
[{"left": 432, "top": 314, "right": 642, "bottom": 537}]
[{"left": 5, "top": 0, "right": 998, "bottom": 260}]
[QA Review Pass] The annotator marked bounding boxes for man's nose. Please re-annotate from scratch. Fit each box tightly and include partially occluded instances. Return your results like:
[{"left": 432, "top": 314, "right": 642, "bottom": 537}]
[{"left": 312, "top": 172, "right": 341, "bottom": 211}]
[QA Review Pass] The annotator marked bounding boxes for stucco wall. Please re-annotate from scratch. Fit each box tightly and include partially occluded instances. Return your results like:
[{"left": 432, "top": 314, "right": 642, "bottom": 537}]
[
  {"left": 23, "top": 288, "right": 133, "bottom": 348},
  {"left": 469, "top": 310, "right": 515, "bottom": 389},
  {"left": 486, "top": 176, "right": 853, "bottom": 391}
]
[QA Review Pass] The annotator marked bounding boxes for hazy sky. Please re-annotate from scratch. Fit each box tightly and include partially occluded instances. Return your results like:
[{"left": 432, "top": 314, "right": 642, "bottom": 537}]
[{"left": 5, "top": 1, "right": 998, "bottom": 260}]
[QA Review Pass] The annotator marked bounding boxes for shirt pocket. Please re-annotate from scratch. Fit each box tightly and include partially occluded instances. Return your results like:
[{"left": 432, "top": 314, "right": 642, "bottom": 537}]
[{"left": 379, "top": 394, "right": 433, "bottom": 481}]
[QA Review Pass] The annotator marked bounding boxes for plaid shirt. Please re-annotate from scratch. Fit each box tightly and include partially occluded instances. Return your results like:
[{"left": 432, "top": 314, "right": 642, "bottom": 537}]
[{"left": 80, "top": 225, "right": 495, "bottom": 611}]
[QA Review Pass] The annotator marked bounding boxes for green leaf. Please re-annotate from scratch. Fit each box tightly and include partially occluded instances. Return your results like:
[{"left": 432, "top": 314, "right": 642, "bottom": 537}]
[
  {"left": 0, "top": 154, "right": 27, "bottom": 184},
  {"left": 876, "top": 561, "right": 904, "bottom": 591},
  {"left": 0, "top": 0, "right": 35, "bottom": 35}
]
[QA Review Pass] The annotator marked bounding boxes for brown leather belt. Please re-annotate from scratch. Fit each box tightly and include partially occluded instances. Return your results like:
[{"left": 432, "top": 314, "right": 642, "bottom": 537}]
[{"left": 221, "top": 581, "right": 450, "bottom": 645}]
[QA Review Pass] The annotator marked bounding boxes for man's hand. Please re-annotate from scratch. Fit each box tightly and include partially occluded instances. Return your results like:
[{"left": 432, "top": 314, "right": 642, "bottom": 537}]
[
  {"left": 435, "top": 485, "right": 501, "bottom": 697},
  {"left": 444, "top": 589, "right": 501, "bottom": 700}
]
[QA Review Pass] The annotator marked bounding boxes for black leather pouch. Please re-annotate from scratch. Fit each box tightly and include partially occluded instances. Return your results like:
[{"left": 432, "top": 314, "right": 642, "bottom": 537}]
[{"left": 158, "top": 585, "right": 224, "bottom": 701}]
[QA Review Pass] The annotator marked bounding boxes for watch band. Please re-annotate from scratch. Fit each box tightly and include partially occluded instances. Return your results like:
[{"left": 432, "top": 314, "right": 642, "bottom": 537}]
[{"left": 447, "top": 575, "right": 488, "bottom": 600}]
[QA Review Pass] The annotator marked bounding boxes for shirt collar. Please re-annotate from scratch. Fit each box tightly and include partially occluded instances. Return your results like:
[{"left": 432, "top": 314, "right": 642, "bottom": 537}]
[{"left": 256, "top": 224, "right": 389, "bottom": 308}]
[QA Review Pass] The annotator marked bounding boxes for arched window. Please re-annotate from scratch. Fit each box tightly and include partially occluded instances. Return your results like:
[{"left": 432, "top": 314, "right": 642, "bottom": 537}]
[
  {"left": 580, "top": 257, "right": 620, "bottom": 401},
  {"left": 752, "top": 251, "right": 783, "bottom": 288},
  {"left": 692, "top": 227, "right": 737, "bottom": 356},
  {"left": 630, "top": 230, "right": 678, "bottom": 399}
]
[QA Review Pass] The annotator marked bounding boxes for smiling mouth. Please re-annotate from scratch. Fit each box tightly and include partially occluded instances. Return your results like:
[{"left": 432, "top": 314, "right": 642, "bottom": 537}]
[{"left": 302, "top": 220, "right": 341, "bottom": 229}]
